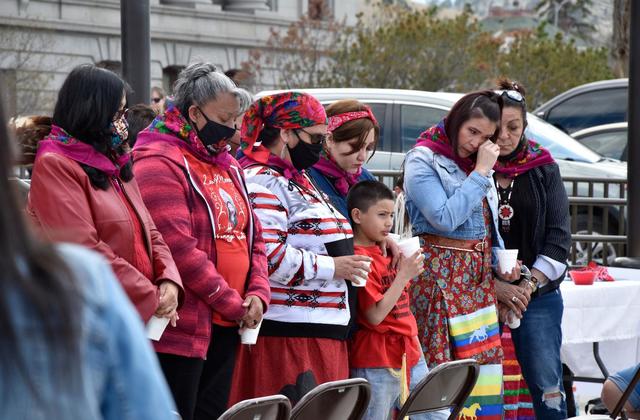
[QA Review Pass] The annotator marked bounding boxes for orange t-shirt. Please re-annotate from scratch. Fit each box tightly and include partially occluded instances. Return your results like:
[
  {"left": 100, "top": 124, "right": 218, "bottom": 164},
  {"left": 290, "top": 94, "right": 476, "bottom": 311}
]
[
  {"left": 184, "top": 153, "right": 250, "bottom": 326},
  {"left": 349, "top": 245, "right": 421, "bottom": 369}
]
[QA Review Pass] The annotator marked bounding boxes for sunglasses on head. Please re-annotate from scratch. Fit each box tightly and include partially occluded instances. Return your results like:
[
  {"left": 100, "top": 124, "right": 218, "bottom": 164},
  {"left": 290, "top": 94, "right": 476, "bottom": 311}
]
[
  {"left": 501, "top": 89, "right": 524, "bottom": 103},
  {"left": 295, "top": 128, "right": 328, "bottom": 145}
]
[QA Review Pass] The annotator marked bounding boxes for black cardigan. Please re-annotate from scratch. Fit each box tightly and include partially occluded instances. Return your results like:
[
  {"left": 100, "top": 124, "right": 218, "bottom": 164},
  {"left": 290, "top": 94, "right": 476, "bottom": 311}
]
[
  {"left": 496, "top": 162, "right": 571, "bottom": 282},
  {"left": 525, "top": 163, "right": 572, "bottom": 279}
]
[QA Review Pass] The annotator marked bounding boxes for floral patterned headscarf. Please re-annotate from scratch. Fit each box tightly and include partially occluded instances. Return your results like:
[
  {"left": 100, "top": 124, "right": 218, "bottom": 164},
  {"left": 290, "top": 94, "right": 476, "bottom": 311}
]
[{"left": 240, "top": 92, "right": 327, "bottom": 164}]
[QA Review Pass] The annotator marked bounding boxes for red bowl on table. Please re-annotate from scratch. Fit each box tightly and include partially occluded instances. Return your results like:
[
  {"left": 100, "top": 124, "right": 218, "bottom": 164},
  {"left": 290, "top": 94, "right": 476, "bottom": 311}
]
[{"left": 569, "top": 270, "right": 598, "bottom": 285}]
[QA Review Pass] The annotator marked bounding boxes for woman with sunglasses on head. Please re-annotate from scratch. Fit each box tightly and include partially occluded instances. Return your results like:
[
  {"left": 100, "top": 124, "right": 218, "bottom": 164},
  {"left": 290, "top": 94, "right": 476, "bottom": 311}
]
[
  {"left": 492, "top": 79, "right": 570, "bottom": 419},
  {"left": 132, "top": 63, "right": 268, "bottom": 420},
  {"left": 230, "top": 92, "right": 372, "bottom": 406},
  {"left": 25, "top": 64, "right": 183, "bottom": 325},
  {"left": 308, "top": 99, "right": 379, "bottom": 217},
  {"left": 404, "top": 91, "right": 521, "bottom": 419}
]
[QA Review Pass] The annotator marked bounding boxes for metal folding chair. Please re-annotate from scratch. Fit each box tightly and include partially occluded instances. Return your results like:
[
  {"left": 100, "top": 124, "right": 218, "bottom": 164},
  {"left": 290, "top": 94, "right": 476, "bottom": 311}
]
[
  {"left": 290, "top": 378, "right": 371, "bottom": 420},
  {"left": 396, "top": 359, "right": 480, "bottom": 420},
  {"left": 218, "top": 394, "right": 291, "bottom": 420},
  {"left": 569, "top": 365, "right": 640, "bottom": 419}
]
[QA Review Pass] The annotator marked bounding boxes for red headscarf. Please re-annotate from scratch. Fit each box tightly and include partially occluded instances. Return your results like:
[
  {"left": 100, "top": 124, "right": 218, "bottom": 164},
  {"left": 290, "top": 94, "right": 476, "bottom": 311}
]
[{"left": 240, "top": 92, "right": 327, "bottom": 165}]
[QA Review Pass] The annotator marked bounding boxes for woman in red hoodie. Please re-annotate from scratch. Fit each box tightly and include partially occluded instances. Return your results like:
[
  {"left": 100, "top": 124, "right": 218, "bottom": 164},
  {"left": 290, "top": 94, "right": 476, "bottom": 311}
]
[{"left": 133, "top": 62, "right": 270, "bottom": 420}]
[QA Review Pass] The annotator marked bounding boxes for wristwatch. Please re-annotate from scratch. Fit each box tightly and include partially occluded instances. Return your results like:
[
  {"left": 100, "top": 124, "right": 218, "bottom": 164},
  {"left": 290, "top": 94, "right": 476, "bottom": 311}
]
[{"left": 526, "top": 275, "right": 540, "bottom": 293}]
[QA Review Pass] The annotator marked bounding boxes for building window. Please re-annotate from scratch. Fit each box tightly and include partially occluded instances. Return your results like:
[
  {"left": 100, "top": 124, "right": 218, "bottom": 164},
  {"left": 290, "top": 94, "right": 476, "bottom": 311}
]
[
  {"left": 96, "top": 60, "right": 122, "bottom": 76},
  {"left": 162, "top": 65, "right": 184, "bottom": 95},
  {"left": 308, "top": 0, "right": 332, "bottom": 19}
]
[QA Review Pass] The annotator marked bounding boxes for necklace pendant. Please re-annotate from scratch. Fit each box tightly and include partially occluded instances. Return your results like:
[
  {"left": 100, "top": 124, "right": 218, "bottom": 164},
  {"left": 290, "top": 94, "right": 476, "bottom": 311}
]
[{"left": 498, "top": 204, "right": 514, "bottom": 221}]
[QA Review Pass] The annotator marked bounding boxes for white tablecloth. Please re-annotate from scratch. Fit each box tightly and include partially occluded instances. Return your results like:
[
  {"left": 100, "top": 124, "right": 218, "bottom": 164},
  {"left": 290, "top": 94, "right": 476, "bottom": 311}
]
[{"left": 561, "top": 267, "right": 640, "bottom": 378}]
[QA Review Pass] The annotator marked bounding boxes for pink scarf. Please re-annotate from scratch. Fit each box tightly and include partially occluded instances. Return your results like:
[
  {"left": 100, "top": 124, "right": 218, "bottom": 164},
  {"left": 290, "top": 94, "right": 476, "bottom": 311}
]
[
  {"left": 415, "top": 120, "right": 475, "bottom": 174},
  {"left": 493, "top": 139, "right": 555, "bottom": 178},
  {"left": 313, "top": 155, "right": 361, "bottom": 196},
  {"left": 37, "top": 125, "right": 131, "bottom": 178},
  {"left": 142, "top": 101, "right": 232, "bottom": 170}
]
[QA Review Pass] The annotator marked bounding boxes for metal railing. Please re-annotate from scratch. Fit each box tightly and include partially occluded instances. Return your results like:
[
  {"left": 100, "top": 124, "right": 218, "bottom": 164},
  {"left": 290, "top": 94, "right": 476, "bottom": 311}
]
[{"left": 370, "top": 170, "right": 628, "bottom": 266}]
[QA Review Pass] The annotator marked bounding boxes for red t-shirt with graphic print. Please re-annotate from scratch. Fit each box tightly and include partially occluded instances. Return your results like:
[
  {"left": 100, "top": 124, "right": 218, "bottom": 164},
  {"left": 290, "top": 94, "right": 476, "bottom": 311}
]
[
  {"left": 349, "top": 245, "right": 421, "bottom": 369},
  {"left": 184, "top": 153, "right": 250, "bottom": 327}
]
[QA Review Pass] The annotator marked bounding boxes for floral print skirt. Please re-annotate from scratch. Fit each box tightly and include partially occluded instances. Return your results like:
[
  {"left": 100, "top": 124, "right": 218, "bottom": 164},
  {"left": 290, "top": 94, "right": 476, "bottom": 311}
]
[{"left": 410, "top": 232, "right": 504, "bottom": 419}]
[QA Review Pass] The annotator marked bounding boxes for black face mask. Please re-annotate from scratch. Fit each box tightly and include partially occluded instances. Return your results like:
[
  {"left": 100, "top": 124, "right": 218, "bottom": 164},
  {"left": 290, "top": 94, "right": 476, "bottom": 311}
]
[
  {"left": 288, "top": 139, "right": 323, "bottom": 171},
  {"left": 194, "top": 107, "right": 237, "bottom": 154}
]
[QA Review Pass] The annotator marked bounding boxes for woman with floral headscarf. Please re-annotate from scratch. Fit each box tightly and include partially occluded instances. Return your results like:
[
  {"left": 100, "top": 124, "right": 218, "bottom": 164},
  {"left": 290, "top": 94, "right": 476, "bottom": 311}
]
[
  {"left": 308, "top": 99, "right": 379, "bottom": 217},
  {"left": 26, "top": 64, "right": 183, "bottom": 324},
  {"left": 229, "top": 92, "right": 372, "bottom": 406}
]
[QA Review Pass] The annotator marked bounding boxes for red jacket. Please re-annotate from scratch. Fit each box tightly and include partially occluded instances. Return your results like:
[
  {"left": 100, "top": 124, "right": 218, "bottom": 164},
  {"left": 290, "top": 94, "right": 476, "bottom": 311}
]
[
  {"left": 133, "top": 132, "right": 271, "bottom": 358},
  {"left": 27, "top": 152, "right": 184, "bottom": 322}
]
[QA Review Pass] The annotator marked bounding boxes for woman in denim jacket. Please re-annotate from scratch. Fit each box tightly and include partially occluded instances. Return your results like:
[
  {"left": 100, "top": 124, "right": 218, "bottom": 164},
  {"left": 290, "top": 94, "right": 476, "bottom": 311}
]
[{"left": 404, "top": 91, "right": 518, "bottom": 419}]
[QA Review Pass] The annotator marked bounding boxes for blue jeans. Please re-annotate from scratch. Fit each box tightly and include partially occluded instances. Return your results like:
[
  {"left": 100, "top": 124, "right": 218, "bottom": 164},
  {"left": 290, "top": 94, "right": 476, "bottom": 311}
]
[
  {"left": 510, "top": 288, "right": 567, "bottom": 419},
  {"left": 351, "top": 353, "right": 449, "bottom": 420}
]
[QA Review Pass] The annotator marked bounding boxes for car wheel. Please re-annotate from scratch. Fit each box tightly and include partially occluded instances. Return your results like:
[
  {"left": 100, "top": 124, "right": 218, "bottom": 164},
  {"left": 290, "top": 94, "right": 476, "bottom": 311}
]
[{"left": 572, "top": 214, "right": 618, "bottom": 265}]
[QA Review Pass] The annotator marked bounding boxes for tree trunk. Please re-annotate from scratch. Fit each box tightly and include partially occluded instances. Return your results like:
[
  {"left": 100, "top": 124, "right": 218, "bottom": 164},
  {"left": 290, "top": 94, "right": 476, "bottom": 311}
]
[{"left": 612, "top": 0, "right": 630, "bottom": 77}]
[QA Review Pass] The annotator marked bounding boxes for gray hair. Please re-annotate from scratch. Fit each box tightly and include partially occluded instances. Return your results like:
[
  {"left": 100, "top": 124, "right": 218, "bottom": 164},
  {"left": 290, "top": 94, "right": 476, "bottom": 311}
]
[
  {"left": 173, "top": 62, "right": 242, "bottom": 117},
  {"left": 234, "top": 87, "right": 253, "bottom": 114}
]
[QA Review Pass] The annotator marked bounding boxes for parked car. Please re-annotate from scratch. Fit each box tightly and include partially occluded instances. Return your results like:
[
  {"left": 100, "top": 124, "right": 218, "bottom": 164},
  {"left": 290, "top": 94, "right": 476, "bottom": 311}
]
[
  {"left": 572, "top": 122, "right": 628, "bottom": 162},
  {"left": 258, "top": 88, "right": 627, "bottom": 263},
  {"left": 534, "top": 78, "right": 628, "bottom": 134}
]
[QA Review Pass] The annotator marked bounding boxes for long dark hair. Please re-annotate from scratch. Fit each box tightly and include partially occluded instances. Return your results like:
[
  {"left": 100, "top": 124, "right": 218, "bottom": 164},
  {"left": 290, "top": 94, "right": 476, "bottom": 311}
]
[
  {"left": 1, "top": 96, "right": 81, "bottom": 404},
  {"left": 53, "top": 64, "right": 133, "bottom": 189}
]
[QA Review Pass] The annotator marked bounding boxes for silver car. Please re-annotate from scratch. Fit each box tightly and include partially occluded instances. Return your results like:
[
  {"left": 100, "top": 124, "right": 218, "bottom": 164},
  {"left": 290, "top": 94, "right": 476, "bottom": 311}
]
[{"left": 258, "top": 88, "right": 627, "bottom": 262}]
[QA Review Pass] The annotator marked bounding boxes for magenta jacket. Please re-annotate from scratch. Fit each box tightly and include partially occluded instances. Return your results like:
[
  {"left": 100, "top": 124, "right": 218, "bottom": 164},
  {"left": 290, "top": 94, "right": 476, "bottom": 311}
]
[{"left": 133, "top": 131, "right": 270, "bottom": 359}]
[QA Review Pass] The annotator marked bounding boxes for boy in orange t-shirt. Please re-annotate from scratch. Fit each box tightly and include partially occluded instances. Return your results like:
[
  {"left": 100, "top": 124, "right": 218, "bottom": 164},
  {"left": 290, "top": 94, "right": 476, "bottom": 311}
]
[{"left": 347, "top": 181, "right": 448, "bottom": 420}]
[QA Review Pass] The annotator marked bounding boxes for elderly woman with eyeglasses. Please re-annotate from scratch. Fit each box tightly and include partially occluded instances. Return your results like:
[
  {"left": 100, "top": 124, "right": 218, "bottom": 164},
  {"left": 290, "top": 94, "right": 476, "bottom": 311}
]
[
  {"left": 26, "top": 64, "right": 184, "bottom": 324},
  {"left": 229, "top": 92, "right": 372, "bottom": 407},
  {"left": 133, "top": 63, "right": 269, "bottom": 420},
  {"left": 492, "top": 79, "right": 571, "bottom": 419}
]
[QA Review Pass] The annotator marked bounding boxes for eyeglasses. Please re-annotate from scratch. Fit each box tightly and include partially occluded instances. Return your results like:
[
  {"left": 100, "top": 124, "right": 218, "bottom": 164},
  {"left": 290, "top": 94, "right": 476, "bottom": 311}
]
[
  {"left": 151, "top": 97, "right": 163, "bottom": 104},
  {"left": 295, "top": 128, "right": 328, "bottom": 145},
  {"left": 501, "top": 89, "right": 525, "bottom": 103},
  {"left": 113, "top": 107, "right": 128, "bottom": 121}
]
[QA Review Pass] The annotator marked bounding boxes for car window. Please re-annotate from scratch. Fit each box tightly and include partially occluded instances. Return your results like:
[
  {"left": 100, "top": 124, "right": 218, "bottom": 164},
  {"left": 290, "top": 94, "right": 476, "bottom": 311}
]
[
  {"left": 546, "top": 87, "right": 628, "bottom": 134},
  {"left": 526, "top": 114, "right": 602, "bottom": 163},
  {"left": 400, "top": 105, "right": 448, "bottom": 152},
  {"left": 366, "top": 103, "right": 387, "bottom": 152},
  {"left": 576, "top": 129, "right": 628, "bottom": 161}
]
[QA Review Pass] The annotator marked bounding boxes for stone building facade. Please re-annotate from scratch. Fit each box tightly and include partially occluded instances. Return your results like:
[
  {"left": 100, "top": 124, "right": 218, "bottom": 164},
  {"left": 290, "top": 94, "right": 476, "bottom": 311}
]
[{"left": 0, "top": 0, "right": 363, "bottom": 116}]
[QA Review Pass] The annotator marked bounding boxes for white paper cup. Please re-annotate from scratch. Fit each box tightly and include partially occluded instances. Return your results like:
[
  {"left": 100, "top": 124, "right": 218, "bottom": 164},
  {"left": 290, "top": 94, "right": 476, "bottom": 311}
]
[
  {"left": 240, "top": 319, "right": 263, "bottom": 345},
  {"left": 387, "top": 233, "right": 401, "bottom": 242},
  {"left": 506, "top": 311, "right": 520, "bottom": 329},
  {"left": 352, "top": 260, "right": 371, "bottom": 287},
  {"left": 146, "top": 315, "right": 170, "bottom": 341},
  {"left": 496, "top": 249, "right": 519, "bottom": 273},
  {"left": 397, "top": 237, "right": 421, "bottom": 258}
]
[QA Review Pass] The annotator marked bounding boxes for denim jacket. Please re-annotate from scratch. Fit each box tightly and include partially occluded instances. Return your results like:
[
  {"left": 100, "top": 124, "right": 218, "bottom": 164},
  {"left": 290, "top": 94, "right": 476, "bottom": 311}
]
[
  {"left": 404, "top": 146, "right": 504, "bottom": 261},
  {"left": 4, "top": 244, "right": 177, "bottom": 420}
]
